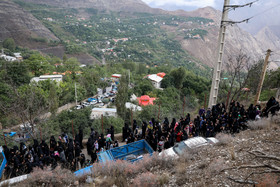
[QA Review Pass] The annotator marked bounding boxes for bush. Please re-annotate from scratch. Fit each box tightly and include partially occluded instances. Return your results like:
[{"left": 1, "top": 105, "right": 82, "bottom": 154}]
[
  {"left": 21, "top": 166, "right": 75, "bottom": 187},
  {"left": 247, "top": 118, "right": 270, "bottom": 130},
  {"left": 76, "top": 153, "right": 176, "bottom": 186},
  {"left": 133, "top": 172, "right": 159, "bottom": 187},
  {"left": 215, "top": 133, "right": 233, "bottom": 145}
]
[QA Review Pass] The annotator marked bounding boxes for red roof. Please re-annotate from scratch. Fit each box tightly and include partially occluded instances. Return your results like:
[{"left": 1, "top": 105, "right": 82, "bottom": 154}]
[
  {"left": 156, "top": 72, "right": 166, "bottom": 78},
  {"left": 137, "top": 95, "right": 156, "bottom": 106}
]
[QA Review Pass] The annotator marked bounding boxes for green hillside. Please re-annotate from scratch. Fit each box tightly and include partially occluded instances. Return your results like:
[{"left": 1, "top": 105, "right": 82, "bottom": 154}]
[{"left": 13, "top": 0, "right": 213, "bottom": 77}]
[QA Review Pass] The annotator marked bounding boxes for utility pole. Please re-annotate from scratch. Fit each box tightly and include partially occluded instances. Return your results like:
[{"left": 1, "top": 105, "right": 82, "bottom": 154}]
[
  {"left": 101, "top": 114, "right": 104, "bottom": 134},
  {"left": 254, "top": 49, "right": 272, "bottom": 105},
  {"left": 208, "top": 0, "right": 257, "bottom": 108},
  {"left": 183, "top": 96, "right": 186, "bottom": 117},
  {"left": 128, "top": 69, "right": 130, "bottom": 86},
  {"left": 75, "top": 82, "right": 78, "bottom": 106},
  {"left": 208, "top": 0, "right": 230, "bottom": 108}
]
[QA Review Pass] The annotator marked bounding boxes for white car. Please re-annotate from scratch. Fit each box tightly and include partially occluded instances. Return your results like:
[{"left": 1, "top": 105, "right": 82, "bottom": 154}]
[
  {"left": 82, "top": 102, "right": 91, "bottom": 107},
  {"left": 75, "top": 105, "right": 83, "bottom": 110},
  {"left": 159, "top": 137, "right": 219, "bottom": 158},
  {"left": 104, "top": 93, "right": 110, "bottom": 98},
  {"left": 90, "top": 100, "right": 97, "bottom": 105}
]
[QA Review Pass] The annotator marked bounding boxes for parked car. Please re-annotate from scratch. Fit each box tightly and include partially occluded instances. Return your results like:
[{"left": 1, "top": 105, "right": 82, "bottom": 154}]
[
  {"left": 4, "top": 132, "right": 16, "bottom": 137},
  {"left": 97, "top": 95, "right": 104, "bottom": 103},
  {"left": 159, "top": 137, "right": 219, "bottom": 158},
  {"left": 20, "top": 123, "right": 36, "bottom": 131},
  {"left": 90, "top": 100, "right": 97, "bottom": 105},
  {"left": 88, "top": 98, "right": 97, "bottom": 102},
  {"left": 82, "top": 102, "right": 91, "bottom": 107},
  {"left": 104, "top": 93, "right": 110, "bottom": 98},
  {"left": 75, "top": 105, "right": 83, "bottom": 110},
  {"left": 109, "top": 92, "right": 115, "bottom": 96}
]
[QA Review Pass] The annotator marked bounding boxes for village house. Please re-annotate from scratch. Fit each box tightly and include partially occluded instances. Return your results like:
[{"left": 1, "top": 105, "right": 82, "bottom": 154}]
[
  {"left": 30, "top": 75, "right": 63, "bottom": 84},
  {"left": 147, "top": 72, "right": 166, "bottom": 89}
]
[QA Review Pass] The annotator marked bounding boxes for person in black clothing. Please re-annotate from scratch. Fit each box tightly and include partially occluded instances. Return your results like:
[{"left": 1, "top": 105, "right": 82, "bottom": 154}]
[
  {"left": 78, "top": 127, "right": 84, "bottom": 149},
  {"left": 91, "top": 149, "right": 97, "bottom": 163},
  {"left": 110, "top": 125, "right": 115, "bottom": 141}
]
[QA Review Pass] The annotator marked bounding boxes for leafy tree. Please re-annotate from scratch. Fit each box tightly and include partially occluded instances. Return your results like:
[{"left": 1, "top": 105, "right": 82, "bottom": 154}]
[
  {"left": 116, "top": 73, "right": 129, "bottom": 120},
  {"left": 134, "top": 79, "right": 154, "bottom": 96},
  {"left": 91, "top": 116, "right": 124, "bottom": 134},
  {"left": 3, "top": 38, "right": 16, "bottom": 51},
  {"left": 0, "top": 83, "right": 48, "bottom": 132},
  {"left": 264, "top": 68, "right": 280, "bottom": 89},
  {"left": 48, "top": 82, "right": 59, "bottom": 115},
  {"left": 64, "top": 58, "right": 80, "bottom": 79},
  {"left": 170, "top": 67, "right": 186, "bottom": 89},
  {"left": 25, "top": 54, "right": 49, "bottom": 76},
  {"left": 246, "top": 60, "right": 263, "bottom": 94},
  {"left": 0, "top": 61, "right": 30, "bottom": 86}
]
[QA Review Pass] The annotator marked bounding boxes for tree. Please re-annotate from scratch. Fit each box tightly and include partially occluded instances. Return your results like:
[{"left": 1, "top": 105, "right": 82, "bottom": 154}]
[
  {"left": 116, "top": 73, "right": 129, "bottom": 120},
  {"left": 48, "top": 82, "right": 59, "bottom": 115},
  {"left": 1, "top": 61, "right": 30, "bottom": 86},
  {"left": 64, "top": 58, "right": 80, "bottom": 79},
  {"left": 134, "top": 79, "right": 154, "bottom": 96},
  {"left": 3, "top": 38, "right": 15, "bottom": 51},
  {"left": 0, "top": 83, "right": 48, "bottom": 132},
  {"left": 246, "top": 60, "right": 263, "bottom": 94},
  {"left": 219, "top": 53, "right": 251, "bottom": 105},
  {"left": 25, "top": 54, "right": 49, "bottom": 76},
  {"left": 170, "top": 67, "right": 186, "bottom": 89}
]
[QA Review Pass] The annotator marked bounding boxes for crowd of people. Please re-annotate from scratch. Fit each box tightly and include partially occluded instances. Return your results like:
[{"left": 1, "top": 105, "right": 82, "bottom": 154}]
[
  {"left": 2, "top": 97, "right": 279, "bottom": 178},
  {"left": 2, "top": 125, "right": 120, "bottom": 178},
  {"left": 123, "top": 97, "right": 279, "bottom": 152}
]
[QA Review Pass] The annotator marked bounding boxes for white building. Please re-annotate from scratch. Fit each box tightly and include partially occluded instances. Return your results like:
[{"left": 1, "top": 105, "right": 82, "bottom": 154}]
[
  {"left": 14, "top": 53, "right": 23, "bottom": 60},
  {"left": 125, "top": 102, "right": 142, "bottom": 111},
  {"left": 30, "top": 75, "right": 63, "bottom": 83},
  {"left": 90, "top": 108, "right": 117, "bottom": 119},
  {"left": 148, "top": 74, "right": 163, "bottom": 89},
  {"left": 0, "top": 54, "right": 16, "bottom": 62}
]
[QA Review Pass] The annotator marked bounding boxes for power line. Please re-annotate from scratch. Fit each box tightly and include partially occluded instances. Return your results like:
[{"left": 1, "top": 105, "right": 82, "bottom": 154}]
[{"left": 251, "top": 2, "right": 280, "bottom": 18}]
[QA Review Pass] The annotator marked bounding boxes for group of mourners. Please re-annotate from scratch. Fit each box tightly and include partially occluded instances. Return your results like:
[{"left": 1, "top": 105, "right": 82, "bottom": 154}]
[
  {"left": 2, "top": 125, "right": 120, "bottom": 178},
  {"left": 122, "top": 97, "right": 279, "bottom": 152},
  {"left": 2, "top": 97, "right": 279, "bottom": 178}
]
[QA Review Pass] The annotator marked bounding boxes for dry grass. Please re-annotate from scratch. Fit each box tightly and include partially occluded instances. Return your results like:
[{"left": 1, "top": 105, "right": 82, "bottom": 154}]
[
  {"left": 215, "top": 133, "right": 234, "bottom": 145},
  {"left": 247, "top": 117, "right": 271, "bottom": 130},
  {"left": 19, "top": 166, "right": 75, "bottom": 187},
  {"left": 132, "top": 172, "right": 159, "bottom": 187},
  {"left": 79, "top": 153, "right": 176, "bottom": 186}
]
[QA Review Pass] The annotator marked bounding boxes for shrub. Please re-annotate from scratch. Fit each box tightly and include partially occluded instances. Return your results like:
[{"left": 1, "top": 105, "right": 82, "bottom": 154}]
[
  {"left": 247, "top": 118, "right": 270, "bottom": 130},
  {"left": 215, "top": 133, "right": 233, "bottom": 145},
  {"left": 21, "top": 166, "right": 75, "bottom": 187},
  {"left": 133, "top": 172, "right": 159, "bottom": 187}
]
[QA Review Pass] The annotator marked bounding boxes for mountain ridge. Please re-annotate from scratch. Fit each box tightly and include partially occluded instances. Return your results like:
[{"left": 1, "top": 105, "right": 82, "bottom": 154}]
[{"left": 1, "top": 0, "right": 275, "bottom": 68}]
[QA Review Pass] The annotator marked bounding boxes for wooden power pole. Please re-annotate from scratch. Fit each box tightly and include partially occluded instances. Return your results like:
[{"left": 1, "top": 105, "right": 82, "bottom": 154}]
[{"left": 254, "top": 49, "right": 272, "bottom": 105}]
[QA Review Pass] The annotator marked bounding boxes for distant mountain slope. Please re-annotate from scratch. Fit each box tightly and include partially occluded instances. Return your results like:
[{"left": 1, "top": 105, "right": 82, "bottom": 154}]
[
  {"left": 20, "top": 0, "right": 163, "bottom": 13},
  {"left": 1, "top": 0, "right": 272, "bottom": 68},
  {"left": 255, "top": 26, "right": 280, "bottom": 69},
  {"left": 255, "top": 26, "right": 280, "bottom": 53},
  {"left": 0, "top": 0, "right": 58, "bottom": 47},
  {"left": 169, "top": 7, "right": 264, "bottom": 67}
]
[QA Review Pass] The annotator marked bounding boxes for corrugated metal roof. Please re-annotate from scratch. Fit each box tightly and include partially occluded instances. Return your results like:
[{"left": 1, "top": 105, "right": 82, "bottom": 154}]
[{"left": 148, "top": 74, "right": 163, "bottom": 83}]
